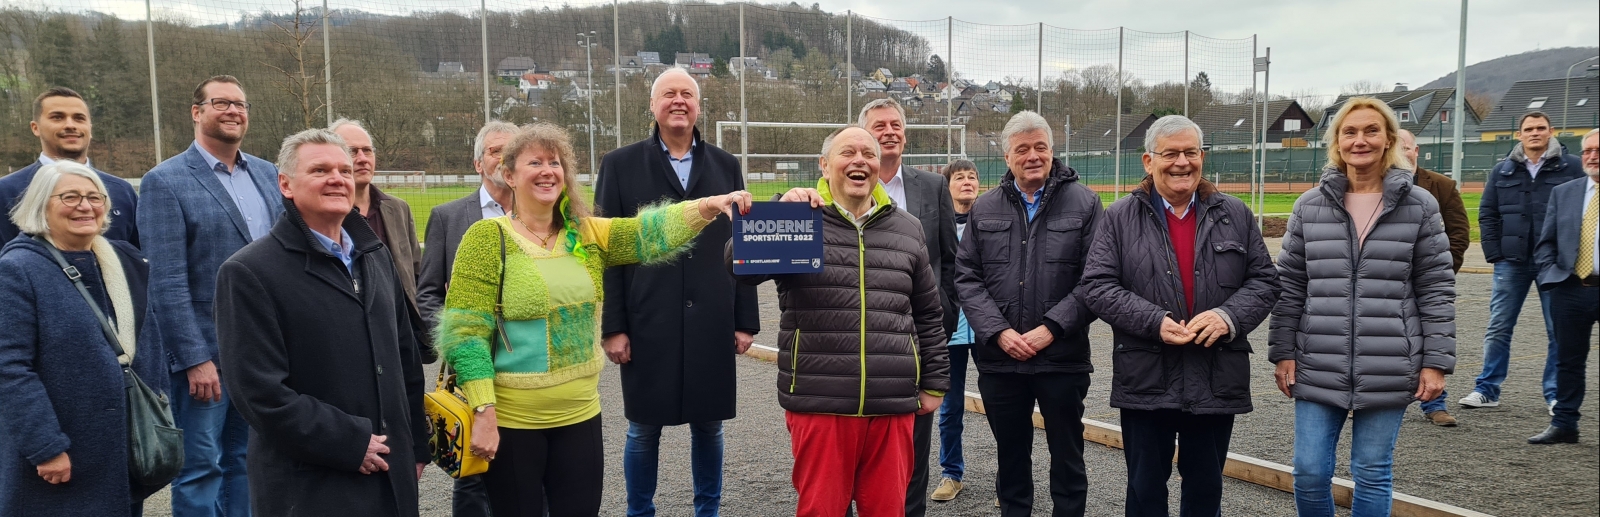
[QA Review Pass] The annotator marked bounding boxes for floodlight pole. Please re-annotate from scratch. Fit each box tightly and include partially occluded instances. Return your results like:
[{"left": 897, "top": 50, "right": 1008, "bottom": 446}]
[
  {"left": 580, "top": 31, "right": 598, "bottom": 177},
  {"left": 145, "top": 0, "right": 162, "bottom": 163},
  {"left": 1451, "top": 0, "right": 1466, "bottom": 183},
  {"left": 739, "top": 3, "right": 748, "bottom": 174},
  {"left": 322, "top": 0, "right": 333, "bottom": 125}
]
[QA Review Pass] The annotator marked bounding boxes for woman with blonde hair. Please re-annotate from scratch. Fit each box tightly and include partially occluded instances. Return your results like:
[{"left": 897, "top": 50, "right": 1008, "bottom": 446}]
[
  {"left": 1267, "top": 97, "right": 1455, "bottom": 517},
  {"left": 435, "top": 123, "right": 751, "bottom": 516}
]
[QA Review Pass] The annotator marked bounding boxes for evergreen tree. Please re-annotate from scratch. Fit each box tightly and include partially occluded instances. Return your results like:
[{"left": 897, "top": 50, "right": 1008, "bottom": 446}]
[{"left": 925, "top": 54, "right": 946, "bottom": 83}]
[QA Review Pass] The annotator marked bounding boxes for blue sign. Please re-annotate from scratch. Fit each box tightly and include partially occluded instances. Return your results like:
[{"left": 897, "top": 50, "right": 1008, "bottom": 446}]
[{"left": 731, "top": 202, "right": 824, "bottom": 275}]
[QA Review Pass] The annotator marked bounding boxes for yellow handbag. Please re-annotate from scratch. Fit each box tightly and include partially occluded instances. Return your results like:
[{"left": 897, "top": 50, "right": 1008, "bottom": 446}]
[
  {"left": 423, "top": 371, "right": 489, "bottom": 478},
  {"left": 423, "top": 224, "right": 509, "bottom": 478}
]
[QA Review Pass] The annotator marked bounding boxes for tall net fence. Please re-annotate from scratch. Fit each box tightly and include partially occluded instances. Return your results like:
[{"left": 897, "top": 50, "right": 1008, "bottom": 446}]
[{"left": 6, "top": 0, "right": 1530, "bottom": 232}]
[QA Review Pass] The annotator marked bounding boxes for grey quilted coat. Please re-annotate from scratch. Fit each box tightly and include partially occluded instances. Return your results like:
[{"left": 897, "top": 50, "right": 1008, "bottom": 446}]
[
  {"left": 1267, "top": 167, "right": 1457, "bottom": 411},
  {"left": 1081, "top": 177, "right": 1279, "bottom": 414},
  {"left": 731, "top": 184, "right": 950, "bottom": 416}
]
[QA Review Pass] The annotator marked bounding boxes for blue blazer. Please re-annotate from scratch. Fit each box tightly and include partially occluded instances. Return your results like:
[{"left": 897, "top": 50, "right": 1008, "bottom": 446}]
[
  {"left": 1535, "top": 176, "right": 1598, "bottom": 288},
  {"left": 0, "top": 160, "right": 140, "bottom": 246},
  {"left": 137, "top": 143, "right": 281, "bottom": 373}
]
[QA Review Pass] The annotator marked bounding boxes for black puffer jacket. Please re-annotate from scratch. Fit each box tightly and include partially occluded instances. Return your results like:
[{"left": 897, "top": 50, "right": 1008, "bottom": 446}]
[
  {"left": 954, "top": 158, "right": 1101, "bottom": 374},
  {"left": 1479, "top": 142, "right": 1584, "bottom": 263},
  {"left": 1081, "top": 177, "right": 1279, "bottom": 414},
  {"left": 732, "top": 182, "right": 949, "bottom": 416},
  {"left": 1268, "top": 167, "right": 1456, "bottom": 411}
]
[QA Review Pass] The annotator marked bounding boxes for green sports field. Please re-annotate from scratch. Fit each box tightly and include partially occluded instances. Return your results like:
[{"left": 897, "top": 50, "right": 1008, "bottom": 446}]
[{"left": 389, "top": 185, "right": 1484, "bottom": 242}]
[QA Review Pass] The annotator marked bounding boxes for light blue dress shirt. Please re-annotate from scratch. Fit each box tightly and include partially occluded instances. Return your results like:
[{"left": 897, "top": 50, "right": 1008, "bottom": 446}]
[
  {"left": 194, "top": 142, "right": 274, "bottom": 240},
  {"left": 310, "top": 227, "right": 357, "bottom": 275},
  {"left": 1014, "top": 183, "right": 1043, "bottom": 222},
  {"left": 661, "top": 139, "right": 695, "bottom": 190}
]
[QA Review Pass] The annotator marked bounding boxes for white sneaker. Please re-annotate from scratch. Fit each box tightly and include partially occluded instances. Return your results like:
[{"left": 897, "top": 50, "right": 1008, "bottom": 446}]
[
  {"left": 1549, "top": 399, "right": 1556, "bottom": 416},
  {"left": 1458, "top": 392, "right": 1499, "bottom": 408}
]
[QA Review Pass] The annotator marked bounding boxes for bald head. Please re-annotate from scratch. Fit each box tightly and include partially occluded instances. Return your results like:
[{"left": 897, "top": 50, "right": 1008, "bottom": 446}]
[{"left": 1397, "top": 129, "right": 1418, "bottom": 171}]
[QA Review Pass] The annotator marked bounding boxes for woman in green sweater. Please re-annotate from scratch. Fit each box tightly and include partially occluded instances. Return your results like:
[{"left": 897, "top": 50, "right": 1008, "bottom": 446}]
[{"left": 436, "top": 123, "right": 751, "bottom": 516}]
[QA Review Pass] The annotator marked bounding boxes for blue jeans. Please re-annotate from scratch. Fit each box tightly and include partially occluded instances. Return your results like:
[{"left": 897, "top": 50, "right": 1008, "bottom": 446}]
[
  {"left": 1417, "top": 390, "right": 1449, "bottom": 414},
  {"left": 1472, "top": 260, "right": 1559, "bottom": 402},
  {"left": 169, "top": 371, "right": 251, "bottom": 517},
  {"left": 624, "top": 420, "right": 724, "bottom": 517},
  {"left": 937, "top": 344, "right": 972, "bottom": 481},
  {"left": 1292, "top": 400, "right": 1406, "bottom": 517}
]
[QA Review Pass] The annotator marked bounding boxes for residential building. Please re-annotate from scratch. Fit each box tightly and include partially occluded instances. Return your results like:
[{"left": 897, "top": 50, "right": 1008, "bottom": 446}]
[
  {"left": 1068, "top": 113, "right": 1158, "bottom": 153},
  {"left": 496, "top": 56, "right": 537, "bottom": 78},
  {"left": 1319, "top": 86, "right": 1481, "bottom": 143},
  {"left": 437, "top": 61, "right": 465, "bottom": 74},
  {"left": 1479, "top": 75, "right": 1599, "bottom": 141},
  {"left": 1192, "top": 100, "right": 1316, "bottom": 150},
  {"left": 872, "top": 67, "right": 895, "bottom": 84}
]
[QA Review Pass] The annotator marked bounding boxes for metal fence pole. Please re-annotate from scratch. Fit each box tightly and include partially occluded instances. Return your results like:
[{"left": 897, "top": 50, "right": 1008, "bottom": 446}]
[
  {"left": 1183, "top": 30, "right": 1189, "bottom": 117},
  {"left": 145, "top": 0, "right": 162, "bottom": 164},
  {"left": 739, "top": 2, "right": 747, "bottom": 174},
  {"left": 845, "top": 11, "right": 852, "bottom": 123},
  {"left": 1249, "top": 35, "right": 1258, "bottom": 218},
  {"left": 946, "top": 16, "right": 953, "bottom": 162},
  {"left": 1451, "top": 0, "right": 1467, "bottom": 183},
  {"left": 1114, "top": 27, "right": 1123, "bottom": 199},
  {"left": 480, "top": 0, "right": 490, "bottom": 124},
  {"left": 1036, "top": 22, "right": 1043, "bottom": 112},
  {"left": 614, "top": 0, "right": 622, "bottom": 148},
  {"left": 1062, "top": 116, "right": 1070, "bottom": 167},
  {"left": 322, "top": 0, "right": 333, "bottom": 125},
  {"left": 1257, "top": 47, "right": 1270, "bottom": 228}
]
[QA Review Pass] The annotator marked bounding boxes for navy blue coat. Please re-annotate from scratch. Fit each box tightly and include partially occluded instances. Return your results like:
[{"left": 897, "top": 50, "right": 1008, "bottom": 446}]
[
  {"left": 1535, "top": 177, "right": 1598, "bottom": 288},
  {"left": 137, "top": 143, "right": 281, "bottom": 373},
  {"left": 0, "top": 160, "right": 140, "bottom": 246},
  {"left": 0, "top": 235, "right": 167, "bottom": 516},
  {"left": 1479, "top": 143, "right": 1583, "bottom": 263}
]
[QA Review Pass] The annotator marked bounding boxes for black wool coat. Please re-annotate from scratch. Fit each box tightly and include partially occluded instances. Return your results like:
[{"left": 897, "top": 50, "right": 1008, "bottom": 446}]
[
  {"left": 216, "top": 201, "right": 428, "bottom": 517},
  {"left": 596, "top": 128, "right": 761, "bottom": 425}
]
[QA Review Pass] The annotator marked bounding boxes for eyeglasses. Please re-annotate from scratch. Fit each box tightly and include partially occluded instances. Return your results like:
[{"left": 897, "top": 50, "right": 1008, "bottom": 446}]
[
  {"left": 54, "top": 192, "right": 107, "bottom": 208},
  {"left": 1151, "top": 149, "right": 1202, "bottom": 162},
  {"left": 196, "top": 98, "right": 251, "bottom": 112},
  {"left": 1581, "top": 148, "right": 1600, "bottom": 156}
]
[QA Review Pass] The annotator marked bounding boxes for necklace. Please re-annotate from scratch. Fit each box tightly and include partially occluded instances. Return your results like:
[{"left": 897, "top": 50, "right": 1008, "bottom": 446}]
[{"left": 512, "top": 212, "right": 558, "bottom": 249}]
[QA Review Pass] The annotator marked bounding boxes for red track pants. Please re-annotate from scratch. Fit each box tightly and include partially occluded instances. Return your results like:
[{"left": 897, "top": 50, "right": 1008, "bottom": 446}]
[{"left": 785, "top": 411, "right": 915, "bottom": 517}]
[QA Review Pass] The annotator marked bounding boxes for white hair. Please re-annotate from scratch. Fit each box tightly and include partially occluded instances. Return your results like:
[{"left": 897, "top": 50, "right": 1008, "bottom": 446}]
[
  {"left": 473, "top": 121, "right": 520, "bottom": 164},
  {"left": 651, "top": 67, "right": 701, "bottom": 99},
  {"left": 1001, "top": 110, "right": 1053, "bottom": 152},
  {"left": 329, "top": 117, "right": 373, "bottom": 153},
  {"left": 856, "top": 97, "right": 906, "bottom": 127},
  {"left": 276, "top": 128, "right": 349, "bottom": 178},
  {"left": 1585, "top": 128, "right": 1599, "bottom": 140},
  {"left": 1143, "top": 115, "right": 1204, "bottom": 153},
  {"left": 8, "top": 160, "right": 110, "bottom": 237},
  {"left": 819, "top": 125, "right": 880, "bottom": 158}
]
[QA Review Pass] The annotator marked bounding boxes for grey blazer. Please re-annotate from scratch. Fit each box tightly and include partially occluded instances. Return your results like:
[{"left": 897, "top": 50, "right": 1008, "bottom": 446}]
[
  {"left": 1536, "top": 177, "right": 1598, "bottom": 288},
  {"left": 900, "top": 166, "right": 959, "bottom": 333},
  {"left": 416, "top": 192, "right": 483, "bottom": 332}
]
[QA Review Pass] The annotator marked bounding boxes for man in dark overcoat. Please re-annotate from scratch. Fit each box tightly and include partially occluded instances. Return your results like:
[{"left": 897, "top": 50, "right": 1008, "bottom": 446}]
[
  {"left": 215, "top": 128, "right": 427, "bottom": 517},
  {"left": 595, "top": 67, "right": 760, "bottom": 516}
]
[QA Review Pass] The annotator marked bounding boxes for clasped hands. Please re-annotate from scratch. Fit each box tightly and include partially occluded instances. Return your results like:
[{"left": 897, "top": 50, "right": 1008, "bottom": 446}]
[{"left": 1159, "top": 310, "right": 1230, "bottom": 347}]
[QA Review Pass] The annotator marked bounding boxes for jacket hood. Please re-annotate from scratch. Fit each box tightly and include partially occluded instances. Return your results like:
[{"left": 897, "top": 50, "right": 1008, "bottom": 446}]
[
  {"left": 1506, "top": 141, "right": 1567, "bottom": 165},
  {"left": 0, "top": 232, "right": 52, "bottom": 261}
]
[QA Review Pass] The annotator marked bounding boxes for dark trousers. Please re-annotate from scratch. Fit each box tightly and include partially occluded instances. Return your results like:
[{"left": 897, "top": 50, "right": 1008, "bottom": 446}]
[
  {"left": 1549, "top": 281, "right": 1599, "bottom": 430},
  {"left": 1120, "top": 409, "right": 1235, "bottom": 517},
  {"left": 484, "top": 415, "right": 605, "bottom": 516},
  {"left": 978, "top": 372, "right": 1091, "bottom": 517},
  {"left": 453, "top": 474, "right": 493, "bottom": 516}
]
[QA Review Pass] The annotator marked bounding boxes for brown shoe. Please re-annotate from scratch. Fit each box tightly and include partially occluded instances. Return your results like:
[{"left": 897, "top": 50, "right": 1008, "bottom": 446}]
[
  {"left": 930, "top": 478, "right": 963, "bottom": 501},
  {"left": 1425, "top": 410, "right": 1458, "bottom": 427}
]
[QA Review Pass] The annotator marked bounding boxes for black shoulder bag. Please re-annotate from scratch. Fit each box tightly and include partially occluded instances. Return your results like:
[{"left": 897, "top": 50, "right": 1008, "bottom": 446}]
[{"left": 34, "top": 236, "right": 184, "bottom": 486}]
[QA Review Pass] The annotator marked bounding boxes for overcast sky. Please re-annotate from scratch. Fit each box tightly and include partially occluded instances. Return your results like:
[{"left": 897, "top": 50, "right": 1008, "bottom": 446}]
[{"left": 30, "top": 0, "right": 1600, "bottom": 100}]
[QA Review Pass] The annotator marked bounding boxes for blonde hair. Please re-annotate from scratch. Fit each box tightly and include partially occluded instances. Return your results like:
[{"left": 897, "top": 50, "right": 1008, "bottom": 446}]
[
  {"left": 1323, "top": 97, "right": 1411, "bottom": 172},
  {"left": 8, "top": 161, "right": 110, "bottom": 237},
  {"left": 498, "top": 122, "right": 593, "bottom": 224}
]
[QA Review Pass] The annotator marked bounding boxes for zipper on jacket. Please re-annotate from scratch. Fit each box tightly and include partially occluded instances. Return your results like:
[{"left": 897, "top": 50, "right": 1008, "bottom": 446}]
[
  {"left": 911, "top": 333, "right": 921, "bottom": 388},
  {"left": 789, "top": 330, "right": 802, "bottom": 393},
  {"left": 1145, "top": 204, "right": 1190, "bottom": 319},
  {"left": 857, "top": 225, "right": 869, "bottom": 416}
]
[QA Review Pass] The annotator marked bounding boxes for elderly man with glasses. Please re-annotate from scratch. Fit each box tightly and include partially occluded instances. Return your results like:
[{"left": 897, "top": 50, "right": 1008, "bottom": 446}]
[{"left": 1080, "top": 115, "right": 1279, "bottom": 517}]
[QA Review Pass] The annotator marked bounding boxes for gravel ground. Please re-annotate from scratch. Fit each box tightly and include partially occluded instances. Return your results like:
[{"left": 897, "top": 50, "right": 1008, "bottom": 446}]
[{"left": 142, "top": 272, "right": 1597, "bottom": 516}]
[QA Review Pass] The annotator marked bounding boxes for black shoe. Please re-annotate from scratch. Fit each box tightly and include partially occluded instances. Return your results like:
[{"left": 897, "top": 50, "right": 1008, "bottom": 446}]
[{"left": 1528, "top": 426, "right": 1580, "bottom": 444}]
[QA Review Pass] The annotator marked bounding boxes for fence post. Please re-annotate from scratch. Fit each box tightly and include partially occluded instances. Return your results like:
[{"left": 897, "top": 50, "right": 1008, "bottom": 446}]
[
  {"left": 845, "top": 11, "right": 852, "bottom": 123},
  {"left": 1183, "top": 30, "right": 1189, "bottom": 117},
  {"left": 1036, "top": 22, "right": 1043, "bottom": 112},
  {"left": 145, "top": 0, "right": 162, "bottom": 165},
  {"left": 479, "top": 0, "right": 490, "bottom": 125},
  {"left": 322, "top": 0, "right": 333, "bottom": 125},
  {"left": 1451, "top": 0, "right": 1467, "bottom": 183},
  {"left": 1249, "top": 35, "right": 1258, "bottom": 219},
  {"left": 739, "top": 2, "right": 747, "bottom": 174},
  {"left": 1257, "top": 47, "right": 1271, "bottom": 228},
  {"left": 614, "top": 0, "right": 622, "bottom": 148},
  {"left": 1114, "top": 27, "right": 1123, "bottom": 200},
  {"left": 946, "top": 16, "right": 953, "bottom": 163}
]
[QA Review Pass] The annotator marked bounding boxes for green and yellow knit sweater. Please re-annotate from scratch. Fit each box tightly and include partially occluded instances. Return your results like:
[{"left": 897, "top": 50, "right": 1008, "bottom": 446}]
[{"left": 436, "top": 200, "right": 712, "bottom": 428}]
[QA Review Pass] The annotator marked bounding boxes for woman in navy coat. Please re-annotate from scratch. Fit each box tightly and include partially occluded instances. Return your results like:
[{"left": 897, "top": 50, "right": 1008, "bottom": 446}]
[{"left": 0, "top": 161, "right": 168, "bottom": 516}]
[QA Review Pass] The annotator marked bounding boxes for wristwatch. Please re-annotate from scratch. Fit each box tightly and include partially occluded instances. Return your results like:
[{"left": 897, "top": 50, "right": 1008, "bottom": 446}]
[{"left": 474, "top": 403, "right": 495, "bottom": 414}]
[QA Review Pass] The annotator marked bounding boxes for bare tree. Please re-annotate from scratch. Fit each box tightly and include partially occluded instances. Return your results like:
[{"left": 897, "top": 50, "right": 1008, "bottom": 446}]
[
  {"left": 1339, "top": 79, "right": 1389, "bottom": 96},
  {"left": 1465, "top": 90, "right": 1493, "bottom": 120},
  {"left": 260, "top": 0, "right": 327, "bottom": 130}
]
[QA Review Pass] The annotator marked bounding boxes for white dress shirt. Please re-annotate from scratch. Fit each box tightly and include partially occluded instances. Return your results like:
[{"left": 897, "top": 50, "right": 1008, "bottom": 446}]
[
  {"left": 479, "top": 185, "right": 506, "bottom": 219},
  {"left": 880, "top": 165, "right": 908, "bottom": 208}
]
